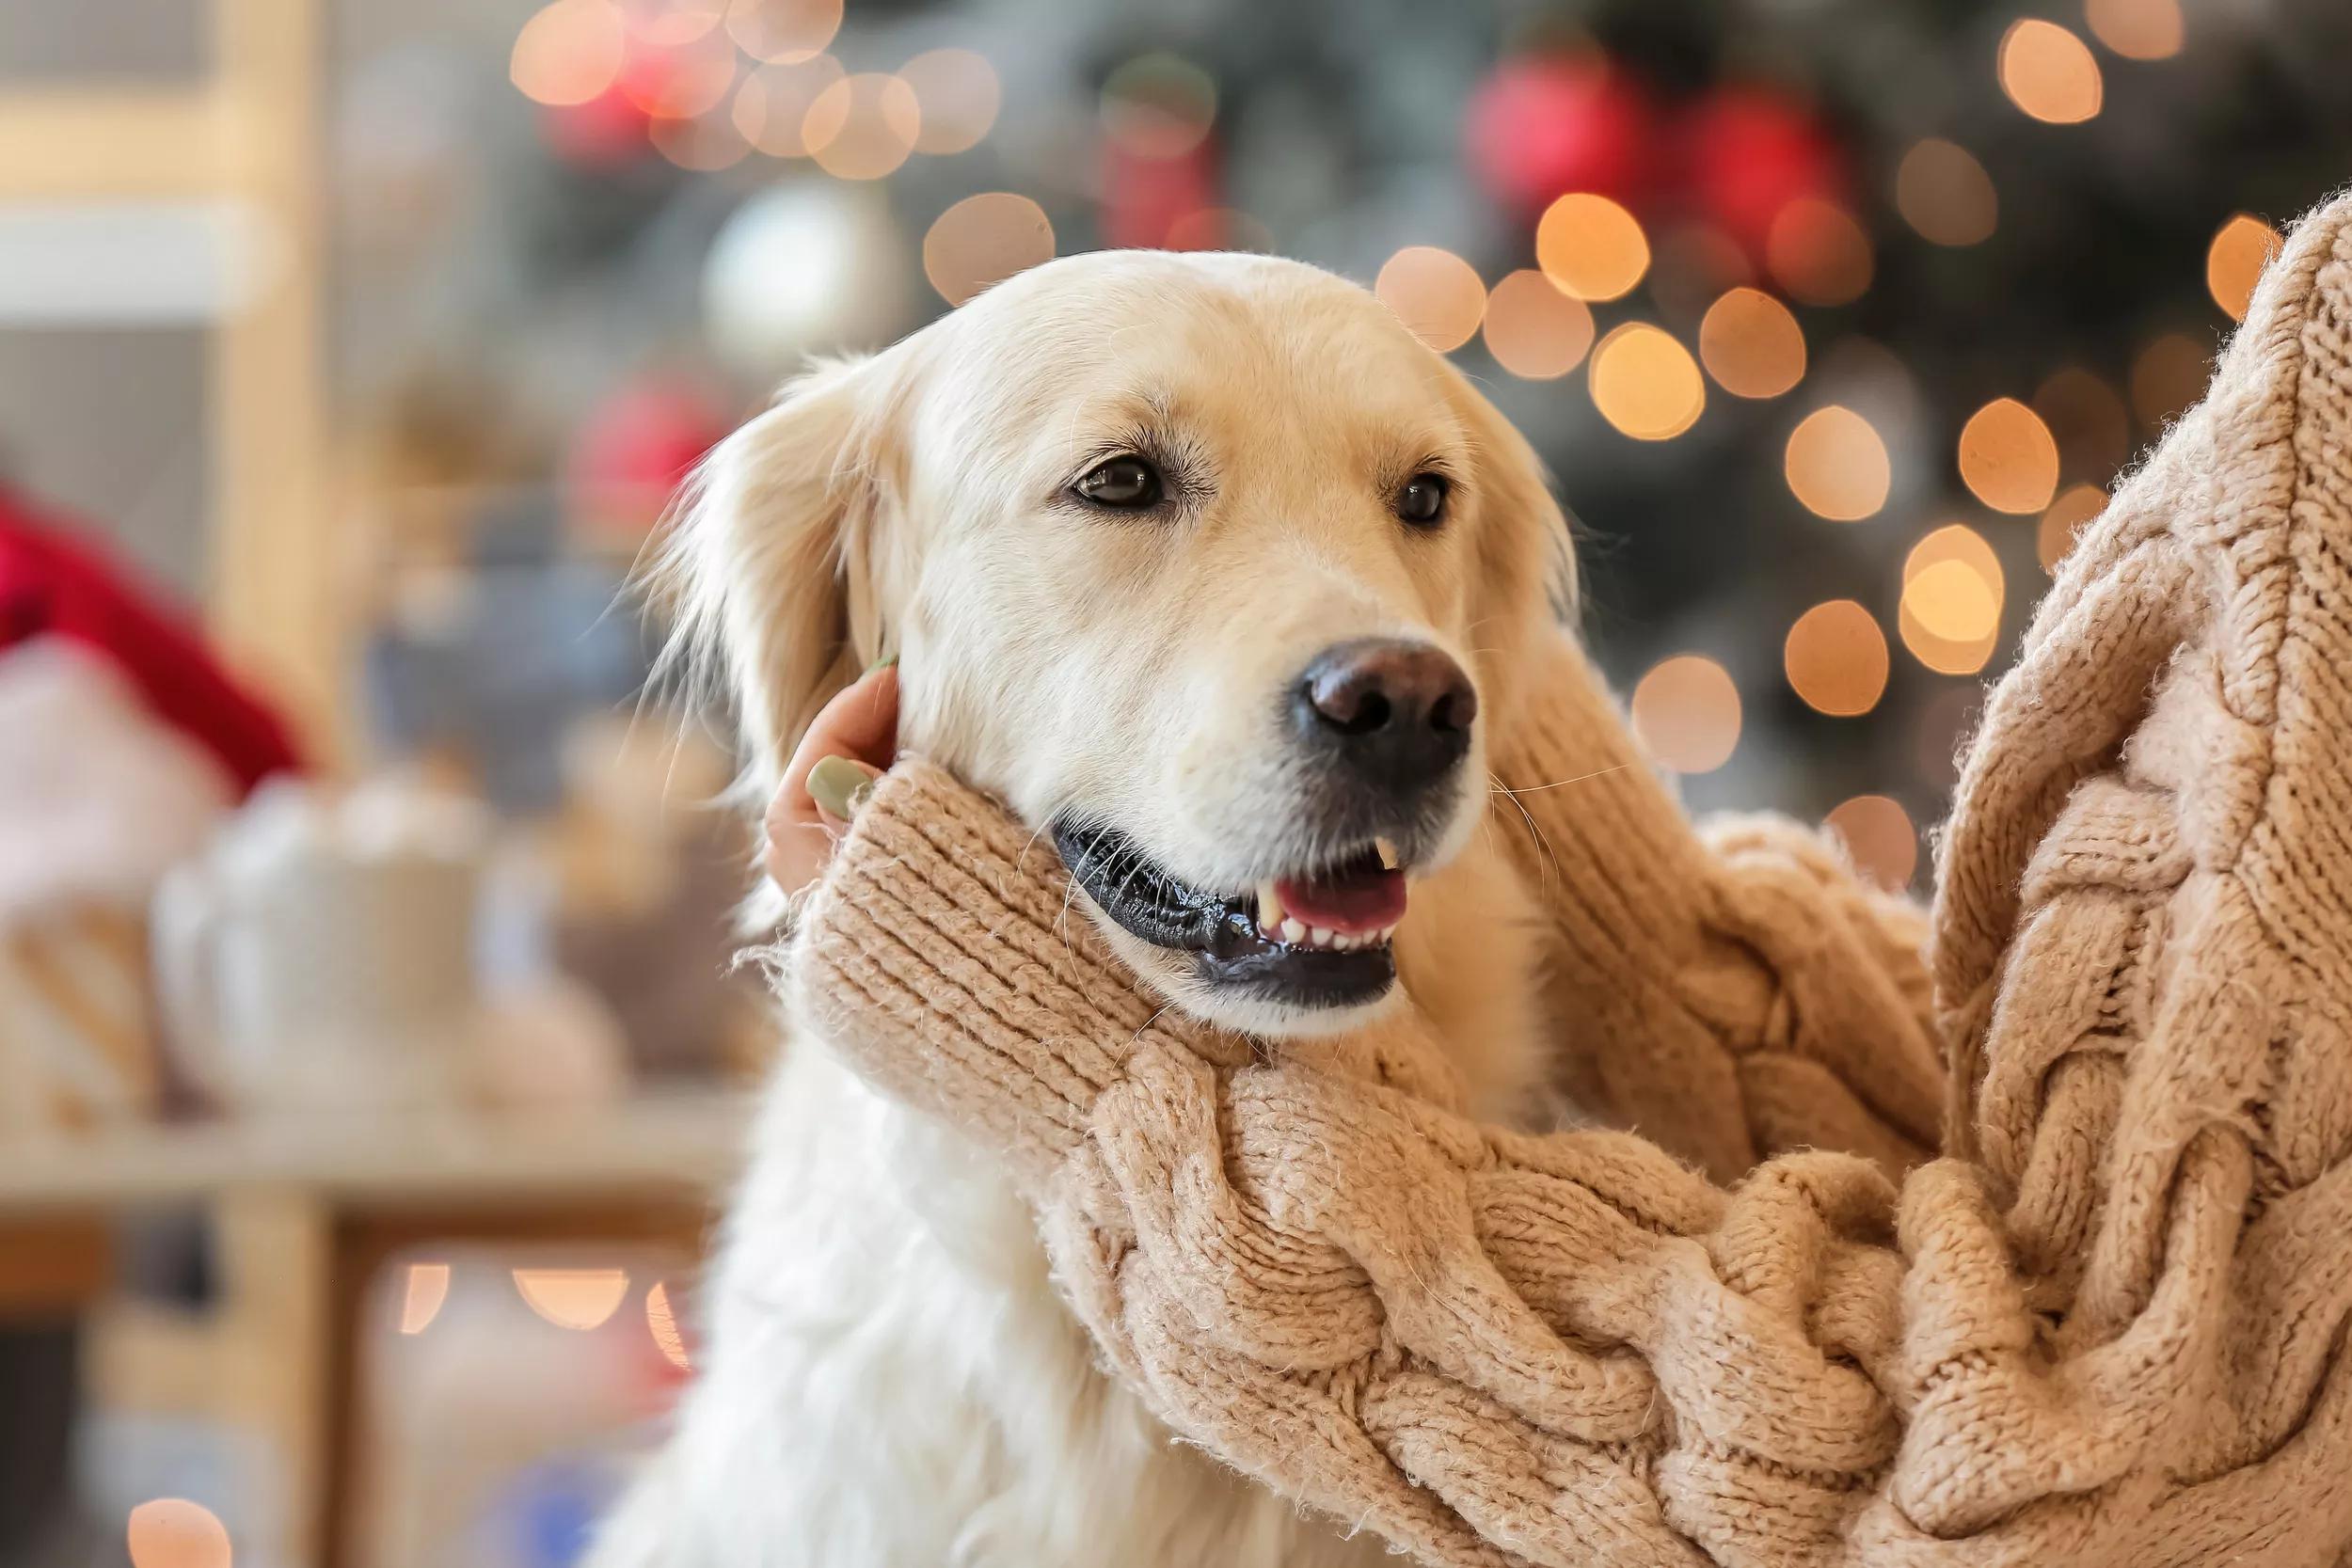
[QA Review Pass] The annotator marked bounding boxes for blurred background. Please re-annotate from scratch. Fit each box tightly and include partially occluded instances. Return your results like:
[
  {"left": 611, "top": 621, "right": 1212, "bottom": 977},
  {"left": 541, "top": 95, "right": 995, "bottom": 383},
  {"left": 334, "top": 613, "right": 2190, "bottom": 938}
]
[{"left": 0, "top": 0, "right": 2344, "bottom": 1563}]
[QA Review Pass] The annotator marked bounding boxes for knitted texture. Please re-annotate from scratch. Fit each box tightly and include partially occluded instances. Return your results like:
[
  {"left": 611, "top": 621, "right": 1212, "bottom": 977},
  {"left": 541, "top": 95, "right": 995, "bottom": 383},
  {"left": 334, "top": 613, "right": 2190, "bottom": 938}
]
[{"left": 789, "top": 195, "right": 2352, "bottom": 1567}]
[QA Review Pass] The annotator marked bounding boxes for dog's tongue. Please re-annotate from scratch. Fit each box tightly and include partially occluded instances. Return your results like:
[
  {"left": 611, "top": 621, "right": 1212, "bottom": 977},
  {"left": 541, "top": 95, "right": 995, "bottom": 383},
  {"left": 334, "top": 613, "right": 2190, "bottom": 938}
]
[{"left": 1275, "top": 863, "right": 1407, "bottom": 935}]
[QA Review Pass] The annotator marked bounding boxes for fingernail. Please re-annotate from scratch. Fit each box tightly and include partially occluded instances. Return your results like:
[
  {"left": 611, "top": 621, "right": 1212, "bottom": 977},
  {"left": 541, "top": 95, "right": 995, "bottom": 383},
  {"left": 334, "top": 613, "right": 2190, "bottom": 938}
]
[
  {"left": 864, "top": 653, "right": 898, "bottom": 674},
  {"left": 807, "top": 755, "right": 880, "bottom": 821}
]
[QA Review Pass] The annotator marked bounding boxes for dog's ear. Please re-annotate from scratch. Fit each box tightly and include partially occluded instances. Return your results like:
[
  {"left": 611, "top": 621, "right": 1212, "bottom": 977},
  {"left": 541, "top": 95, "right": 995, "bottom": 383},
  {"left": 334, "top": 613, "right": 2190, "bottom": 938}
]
[
  {"left": 650, "top": 353, "right": 902, "bottom": 800},
  {"left": 1450, "top": 370, "right": 1578, "bottom": 680}
]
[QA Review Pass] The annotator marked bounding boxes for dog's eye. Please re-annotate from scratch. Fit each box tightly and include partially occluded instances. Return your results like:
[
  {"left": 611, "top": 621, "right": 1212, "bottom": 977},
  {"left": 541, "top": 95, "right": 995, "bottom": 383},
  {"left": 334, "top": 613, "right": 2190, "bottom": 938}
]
[
  {"left": 1073, "top": 455, "right": 1163, "bottom": 509},
  {"left": 1397, "top": 472, "right": 1450, "bottom": 528}
]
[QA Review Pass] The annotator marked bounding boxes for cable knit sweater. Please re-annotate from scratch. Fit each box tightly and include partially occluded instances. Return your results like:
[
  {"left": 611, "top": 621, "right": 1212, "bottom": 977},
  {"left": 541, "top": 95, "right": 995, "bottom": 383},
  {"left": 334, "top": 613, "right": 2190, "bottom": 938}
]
[{"left": 787, "top": 195, "right": 2352, "bottom": 1567}]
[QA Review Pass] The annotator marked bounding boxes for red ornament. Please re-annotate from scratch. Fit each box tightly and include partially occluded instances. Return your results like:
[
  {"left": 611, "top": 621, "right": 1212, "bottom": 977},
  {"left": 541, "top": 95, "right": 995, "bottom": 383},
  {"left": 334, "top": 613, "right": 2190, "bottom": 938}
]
[
  {"left": 1465, "top": 55, "right": 1659, "bottom": 214},
  {"left": 566, "top": 377, "right": 731, "bottom": 543},
  {"left": 1099, "top": 137, "right": 1220, "bottom": 251},
  {"left": 1675, "top": 86, "right": 1851, "bottom": 260}
]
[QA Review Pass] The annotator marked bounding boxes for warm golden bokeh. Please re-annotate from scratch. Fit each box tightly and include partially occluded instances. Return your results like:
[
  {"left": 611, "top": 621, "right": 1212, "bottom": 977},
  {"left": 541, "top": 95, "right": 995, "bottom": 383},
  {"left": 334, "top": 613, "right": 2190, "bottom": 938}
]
[
  {"left": 1900, "top": 523, "right": 2005, "bottom": 673},
  {"left": 620, "top": 29, "right": 738, "bottom": 117},
  {"left": 512, "top": 1267, "right": 631, "bottom": 1330},
  {"left": 398, "top": 1261, "right": 452, "bottom": 1336},
  {"left": 923, "top": 192, "right": 1055, "bottom": 307},
  {"left": 1764, "top": 199, "right": 1872, "bottom": 306},
  {"left": 1482, "top": 269, "right": 1595, "bottom": 380},
  {"left": 1957, "top": 397, "right": 2060, "bottom": 514},
  {"left": 1629, "top": 655, "right": 1741, "bottom": 774},
  {"left": 2206, "top": 213, "right": 2284, "bottom": 322},
  {"left": 647, "top": 1281, "right": 694, "bottom": 1370},
  {"left": 1697, "top": 287, "right": 1805, "bottom": 398},
  {"left": 2034, "top": 365, "right": 2131, "bottom": 479},
  {"left": 1375, "top": 246, "right": 1486, "bottom": 352},
  {"left": 1535, "top": 193, "right": 1651, "bottom": 302},
  {"left": 733, "top": 55, "right": 846, "bottom": 156},
  {"left": 2087, "top": 0, "right": 2185, "bottom": 59},
  {"left": 634, "top": 0, "right": 725, "bottom": 48},
  {"left": 2131, "top": 332, "right": 2212, "bottom": 425},
  {"left": 1101, "top": 53, "right": 1217, "bottom": 159},
  {"left": 1825, "top": 795, "right": 1919, "bottom": 891},
  {"left": 510, "top": 0, "right": 626, "bottom": 107},
  {"left": 803, "top": 72, "right": 922, "bottom": 180},
  {"left": 898, "top": 48, "right": 1000, "bottom": 155},
  {"left": 1784, "top": 405, "right": 1890, "bottom": 520},
  {"left": 126, "top": 1498, "right": 232, "bottom": 1568},
  {"left": 1894, "top": 139, "right": 1998, "bottom": 247},
  {"left": 2038, "top": 483, "right": 2109, "bottom": 571},
  {"left": 650, "top": 109, "right": 750, "bottom": 170},
  {"left": 1999, "top": 19, "right": 2104, "bottom": 123},
  {"left": 724, "top": 0, "right": 842, "bottom": 64},
  {"left": 1783, "top": 599, "right": 1889, "bottom": 717},
  {"left": 1589, "top": 324, "right": 1706, "bottom": 440}
]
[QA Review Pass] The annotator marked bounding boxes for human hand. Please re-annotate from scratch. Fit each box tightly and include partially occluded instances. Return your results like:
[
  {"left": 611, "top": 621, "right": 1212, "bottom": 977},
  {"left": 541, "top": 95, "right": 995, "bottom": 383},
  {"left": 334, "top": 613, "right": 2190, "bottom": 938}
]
[{"left": 763, "top": 659, "right": 899, "bottom": 896}]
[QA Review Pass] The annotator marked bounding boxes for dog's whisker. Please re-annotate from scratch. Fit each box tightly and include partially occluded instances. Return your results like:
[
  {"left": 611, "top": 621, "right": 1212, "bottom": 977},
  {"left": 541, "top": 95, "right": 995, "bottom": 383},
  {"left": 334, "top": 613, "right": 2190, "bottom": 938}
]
[{"left": 1490, "top": 762, "right": 1634, "bottom": 796}]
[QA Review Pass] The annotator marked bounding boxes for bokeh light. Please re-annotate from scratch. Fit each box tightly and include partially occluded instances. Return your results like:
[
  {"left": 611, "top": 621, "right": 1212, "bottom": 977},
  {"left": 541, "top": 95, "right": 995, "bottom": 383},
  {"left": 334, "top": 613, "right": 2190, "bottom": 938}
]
[
  {"left": 1482, "top": 269, "right": 1594, "bottom": 380},
  {"left": 724, "top": 0, "right": 841, "bottom": 64},
  {"left": 1630, "top": 655, "right": 1741, "bottom": 773},
  {"left": 126, "top": 1499, "right": 231, "bottom": 1568},
  {"left": 1894, "top": 139, "right": 1997, "bottom": 247},
  {"left": 647, "top": 1281, "right": 693, "bottom": 1370},
  {"left": 510, "top": 0, "right": 627, "bottom": 107},
  {"left": 1697, "top": 287, "right": 1805, "bottom": 399},
  {"left": 619, "top": 30, "right": 737, "bottom": 118},
  {"left": 2039, "top": 483, "right": 2108, "bottom": 571},
  {"left": 2207, "top": 213, "right": 2284, "bottom": 322},
  {"left": 898, "top": 48, "right": 999, "bottom": 155},
  {"left": 1784, "top": 405, "right": 1890, "bottom": 519},
  {"left": 733, "top": 55, "right": 845, "bottom": 156},
  {"left": 398, "top": 1261, "right": 451, "bottom": 1335},
  {"left": 513, "top": 1267, "right": 631, "bottom": 1330},
  {"left": 1784, "top": 599, "right": 1889, "bottom": 716},
  {"left": 1900, "top": 523, "right": 2005, "bottom": 674},
  {"left": 1998, "top": 20, "right": 2103, "bottom": 124},
  {"left": 2087, "top": 0, "right": 2185, "bottom": 59},
  {"left": 803, "top": 72, "right": 921, "bottom": 180},
  {"left": 924, "top": 192, "right": 1054, "bottom": 307},
  {"left": 1101, "top": 53, "right": 1216, "bottom": 158},
  {"left": 650, "top": 108, "right": 750, "bottom": 169},
  {"left": 1765, "top": 199, "right": 1872, "bottom": 306},
  {"left": 1957, "top": 397, "right": 2059, "bottom": 514},
  {"left": 2130, "top": 332, "right": 2211, "bottom": 426},
  {"left": 1825, "top": 795, "right": 1919, "bottom": 891},
  {"left": 2034, "top": 366, "right": 2131, "bottom": 479},
  {"left": 1589, "top": 324, "right": 1706, "bottom": 440},
  {"left": 628, "top": 0, "right": 724, "bottom": 48},
  {"left": 1535, "top": 193, "right": 1650, "bottom": 302},
  {"left": 1375, "top": 246, "right": 1485, "bottom": 352}
]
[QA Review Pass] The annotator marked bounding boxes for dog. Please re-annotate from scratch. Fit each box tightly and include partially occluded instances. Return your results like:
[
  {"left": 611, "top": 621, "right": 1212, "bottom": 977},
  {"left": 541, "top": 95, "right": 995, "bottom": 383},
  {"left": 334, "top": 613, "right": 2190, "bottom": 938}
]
[{"left": 592, "top": 249, "right": 1575, "bottom": 1567}]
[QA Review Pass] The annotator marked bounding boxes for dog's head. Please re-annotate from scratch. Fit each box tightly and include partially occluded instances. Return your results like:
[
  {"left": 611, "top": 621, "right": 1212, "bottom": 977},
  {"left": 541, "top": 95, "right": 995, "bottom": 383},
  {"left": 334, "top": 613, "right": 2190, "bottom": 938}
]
[{"left": 663, "top": 249, "right": 1570, "bottom": 1037}]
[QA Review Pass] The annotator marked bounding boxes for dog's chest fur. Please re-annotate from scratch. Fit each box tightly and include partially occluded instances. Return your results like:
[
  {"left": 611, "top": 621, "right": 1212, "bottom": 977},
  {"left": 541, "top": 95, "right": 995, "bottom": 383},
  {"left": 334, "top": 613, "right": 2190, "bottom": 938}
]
[{"left": 590, "top": 833, "right": 1547, "bottom": 1568}]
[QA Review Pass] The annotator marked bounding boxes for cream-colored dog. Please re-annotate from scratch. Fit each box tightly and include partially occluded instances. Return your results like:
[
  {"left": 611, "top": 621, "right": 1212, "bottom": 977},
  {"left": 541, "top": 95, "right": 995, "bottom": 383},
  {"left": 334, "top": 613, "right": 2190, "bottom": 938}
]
[{"left": 592, "top": 249, "right": 1574, "bottom": 1567}]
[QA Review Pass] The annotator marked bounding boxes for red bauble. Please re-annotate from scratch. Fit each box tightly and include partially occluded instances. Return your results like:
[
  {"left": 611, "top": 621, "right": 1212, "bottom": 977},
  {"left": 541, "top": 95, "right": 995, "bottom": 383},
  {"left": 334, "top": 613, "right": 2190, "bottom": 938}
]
[
  {"left": 1676, "top": 86, "right": 1851, "bottom": 258},
  {"left": 1099, "top": 137, "right": 1219, "bottom": 251},
  {"left": 1465, "top": 55, "right": 1659, "bottom": 214}
]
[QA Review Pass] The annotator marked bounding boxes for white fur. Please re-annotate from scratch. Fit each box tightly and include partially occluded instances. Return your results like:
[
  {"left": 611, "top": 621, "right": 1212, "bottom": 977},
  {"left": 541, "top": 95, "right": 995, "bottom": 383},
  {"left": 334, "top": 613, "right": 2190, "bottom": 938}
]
[{"left": 594, "top": 251, "right": 1574, "bottom": 1567}]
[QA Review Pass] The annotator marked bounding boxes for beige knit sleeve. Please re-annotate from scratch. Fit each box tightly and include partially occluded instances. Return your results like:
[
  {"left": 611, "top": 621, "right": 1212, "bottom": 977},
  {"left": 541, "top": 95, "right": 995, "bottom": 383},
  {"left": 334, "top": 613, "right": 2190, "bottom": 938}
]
[{"left": 790, "top": 195, "right": 2352, "bottom": 1568}]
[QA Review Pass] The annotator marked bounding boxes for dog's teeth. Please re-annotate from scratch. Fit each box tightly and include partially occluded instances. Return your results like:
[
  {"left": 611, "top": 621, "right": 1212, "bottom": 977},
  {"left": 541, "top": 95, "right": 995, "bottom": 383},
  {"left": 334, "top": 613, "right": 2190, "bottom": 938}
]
[
  {"left": 1257, "top": 879, "right": 1286, "bottom": 936},
  {"left": 1375, "top": 837, "right": 1400, "bottom": 871},
  {"left": 1280, "top": 917, "right": 1307, "bottom": 945},
  {"left": 1309, "top": 925, "right": 1335, "bottom": 948}
]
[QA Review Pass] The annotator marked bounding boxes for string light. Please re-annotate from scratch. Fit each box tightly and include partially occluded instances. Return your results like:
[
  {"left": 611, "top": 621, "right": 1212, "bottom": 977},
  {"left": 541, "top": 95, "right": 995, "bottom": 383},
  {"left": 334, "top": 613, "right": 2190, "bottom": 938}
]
[
  {"left": 1483, "top": 269, "right": 1594, "bottom": 380},
  {"left": 1957, "top": 397, "right": 2059, "bottom": 514},
  {"left": 898, "top": 48, "right": 999, "bottom": 155},
  {"left": 1894, "top": 139, "right": 1998, "bottom": 247},
  {"left": 733, "top": 55, "right": 845, "bottom": 156},
  {"left": 127, "top": 1499, "right": 232, "bottom": 1568},
  {"left": 1825, "top": 796, "right": 1918, "bottom": 890},
  {"left": 2038, "top": 483, "right": 2108, "bottom": 571},
  {"left": 1765, "top": 199, "right": 1872, "bottom": 306},
  {"left": 1101, "top": 54, "right": 1216, "bottom": 158},
  {"left": 1998, "top": 20, "right": 2103, "bottom": 124},
  {"left": 1375, "top": 246, "right": 1485, "bottom": 352},
  {"left": 924, "top": 193, "right": 1055, "bottom": 307},
  {"left": 724, "top": 0, "right": 841, "bottom": 64},
  {"left": 2130, "top": 332, "right": 2210, "bottom": 426},
  {"left": 1589, "top": 324, "right": 1706, "bottom": 440},
  {"left": 1900, "top": 524, "right": 2004, "bottom": 674},
  {"left": 803, "top": 72, "right": 922, "bottom": 180},
  {"left": 513, "top": 1267, "right": 631, "bottom": 1330},
  {"left": 2033, "top": 366, "right": 2130, "bottom": 479},
  {"left": 1697, "top": 287, "right": 1805, "bottom": 398},
  {"left": 1630, "top": 655, "right": 1741, "bottom": 774},
  {"left": 1535, "top": 193, "right": 1650, "bottom": 302},
  {"left": 510, "top": 0, "right": 626, "bottom": 107},
  {"left": 2206, "top": 214, "right": 2284, "bottom": 323},
  {"left": 1784, "top": 599, "right": 1889, "bottom": 716},
  {"left": 1784, "top": 405, "right": 1890, "bottom": 520},
  {"left": 399, "top": 1261, "right": 452, "bottom": 1335},
  {"left": 2086, "top": 0, "right": 2184, "bottom": 59}
]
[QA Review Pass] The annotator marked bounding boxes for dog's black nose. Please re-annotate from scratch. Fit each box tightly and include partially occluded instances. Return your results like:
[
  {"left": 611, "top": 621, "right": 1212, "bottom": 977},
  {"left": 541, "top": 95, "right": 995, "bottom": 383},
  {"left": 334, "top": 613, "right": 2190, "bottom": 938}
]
[{"left": 1293, "top": 638, "right": 1476, "bottom": 792}]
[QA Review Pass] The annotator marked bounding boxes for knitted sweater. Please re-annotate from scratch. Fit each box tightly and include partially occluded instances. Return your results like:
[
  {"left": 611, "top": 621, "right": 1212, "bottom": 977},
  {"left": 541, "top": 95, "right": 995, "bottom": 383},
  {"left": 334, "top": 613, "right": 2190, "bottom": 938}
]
[{"left": 787, "top": 195, "right": 2352, "bottom": 1568}]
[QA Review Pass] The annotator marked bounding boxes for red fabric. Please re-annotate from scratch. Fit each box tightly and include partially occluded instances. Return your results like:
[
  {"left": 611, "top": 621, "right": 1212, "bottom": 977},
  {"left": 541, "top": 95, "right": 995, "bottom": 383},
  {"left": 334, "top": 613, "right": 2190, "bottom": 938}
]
[{"left": 0, "top": 487, "right": 302, "bottom": 798}]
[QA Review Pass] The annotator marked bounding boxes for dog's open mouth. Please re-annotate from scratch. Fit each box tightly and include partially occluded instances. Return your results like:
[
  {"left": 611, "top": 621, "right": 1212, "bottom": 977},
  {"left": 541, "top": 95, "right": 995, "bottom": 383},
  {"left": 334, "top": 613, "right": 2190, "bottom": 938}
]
[{"left": 1051, "top": 820, "right": 1405, "bottom": 1008}]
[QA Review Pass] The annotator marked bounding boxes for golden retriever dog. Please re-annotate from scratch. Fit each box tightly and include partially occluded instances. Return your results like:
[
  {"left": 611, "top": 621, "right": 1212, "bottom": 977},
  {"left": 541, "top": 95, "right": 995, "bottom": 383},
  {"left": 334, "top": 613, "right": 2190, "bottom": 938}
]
[{"left": 591, "top": 249, "right": 1574, "bottom": 1567}]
